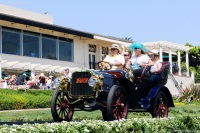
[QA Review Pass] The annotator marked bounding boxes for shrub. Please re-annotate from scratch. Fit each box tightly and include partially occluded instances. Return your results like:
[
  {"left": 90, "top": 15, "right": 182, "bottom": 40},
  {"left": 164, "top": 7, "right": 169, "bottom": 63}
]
[{"left": 0, "top": 89, "right": 53, "bottom": 110}]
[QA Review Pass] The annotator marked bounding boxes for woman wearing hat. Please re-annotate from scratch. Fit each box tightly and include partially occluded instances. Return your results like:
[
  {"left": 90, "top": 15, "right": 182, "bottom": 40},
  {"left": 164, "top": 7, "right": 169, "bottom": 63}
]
[
  {"left": 103, "top": 44, "right": 125, "bottom": 70},
  {"left": 126, "top": 42, "right": 152, "bottom": 82},
  {"left": 39, "top": 73, "right": 46, "bottom": 89},
  {"left": 149, "top": 49, "right": 162, "bottom": 72}
]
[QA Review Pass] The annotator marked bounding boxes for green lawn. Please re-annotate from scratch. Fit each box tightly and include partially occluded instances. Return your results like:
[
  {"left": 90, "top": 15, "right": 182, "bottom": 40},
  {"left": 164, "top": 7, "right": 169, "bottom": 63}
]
[{"left": 0, "top": 102, "right": 200, "bottom": 122}]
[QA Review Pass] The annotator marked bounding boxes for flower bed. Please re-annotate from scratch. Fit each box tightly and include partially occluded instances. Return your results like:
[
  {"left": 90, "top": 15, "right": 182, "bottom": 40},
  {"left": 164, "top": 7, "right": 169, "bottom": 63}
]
[{"left": 1, "top": 116, "right": 200, "bottom": 133}]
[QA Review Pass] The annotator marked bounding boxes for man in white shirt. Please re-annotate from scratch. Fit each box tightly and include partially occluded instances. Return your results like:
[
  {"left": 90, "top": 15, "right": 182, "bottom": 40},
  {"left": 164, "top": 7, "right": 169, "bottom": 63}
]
[{"left": 103, "top": 44, "right": 125, "bottom": 70}]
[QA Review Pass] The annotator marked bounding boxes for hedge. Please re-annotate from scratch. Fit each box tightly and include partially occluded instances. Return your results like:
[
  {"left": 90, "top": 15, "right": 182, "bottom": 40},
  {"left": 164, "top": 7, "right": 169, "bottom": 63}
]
[{"left": 0, "top": 89, "right": 53, "bottom": 110}]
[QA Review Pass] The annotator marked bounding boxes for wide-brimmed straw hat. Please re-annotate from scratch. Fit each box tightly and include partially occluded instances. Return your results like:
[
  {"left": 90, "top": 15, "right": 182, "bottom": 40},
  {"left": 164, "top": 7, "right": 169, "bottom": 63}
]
[
  {"left": 129, "top": 42, "right": 147, "bottom": 53},
  {"left": 149, "top": 49, "right": 159, "bottom": 55},
  {"left": 109, "top": 44, "right": 122, "bottom": 54}
]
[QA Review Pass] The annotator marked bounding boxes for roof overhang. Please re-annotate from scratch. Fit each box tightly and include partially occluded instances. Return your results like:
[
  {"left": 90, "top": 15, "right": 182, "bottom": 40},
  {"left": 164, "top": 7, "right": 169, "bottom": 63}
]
[
  {"left": 0, "top": 13, "right": 93, "bottom": 39},
  {"left": 94, "top": 35, "right": 132, "bottom": 48}
]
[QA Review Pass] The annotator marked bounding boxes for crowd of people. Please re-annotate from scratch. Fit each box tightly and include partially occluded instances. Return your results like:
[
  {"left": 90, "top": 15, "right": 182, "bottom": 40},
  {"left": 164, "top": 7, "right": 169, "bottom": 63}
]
[
  {"left": 0, "top": 42, "right": 163, "bottom": 89},
  {"left": 0, "top": 68, "right": 71, "bottom": 90}
]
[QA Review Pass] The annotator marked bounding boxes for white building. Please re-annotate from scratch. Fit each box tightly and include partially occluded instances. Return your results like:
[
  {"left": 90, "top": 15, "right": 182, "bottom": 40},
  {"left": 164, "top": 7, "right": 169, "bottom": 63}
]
[
  {"left": 0, "top": 4, "right": 131, "bottom": 76},
  {"left": 0, "top": 4, "right": 194, "bottom": 95}
]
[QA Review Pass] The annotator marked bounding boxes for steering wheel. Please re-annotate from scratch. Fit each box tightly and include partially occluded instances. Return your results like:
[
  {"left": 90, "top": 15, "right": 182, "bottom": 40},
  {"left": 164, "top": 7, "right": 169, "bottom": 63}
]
[{"left": 98, "top": 61, "right": 112, "bottom": 70}]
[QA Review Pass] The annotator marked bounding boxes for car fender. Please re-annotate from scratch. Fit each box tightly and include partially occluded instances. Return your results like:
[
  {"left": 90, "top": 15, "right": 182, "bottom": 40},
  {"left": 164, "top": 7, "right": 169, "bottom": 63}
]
[
  {"left": 101, "top": 73, "right": 118, "bottom": 92},
  {"left": 141, "top": 85, "right": 175, "bottom": 109}
]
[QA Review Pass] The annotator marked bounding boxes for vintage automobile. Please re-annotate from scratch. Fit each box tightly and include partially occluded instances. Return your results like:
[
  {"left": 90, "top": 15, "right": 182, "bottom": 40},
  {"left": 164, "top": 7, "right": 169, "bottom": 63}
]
[{"left": 50, "top": 61, "right": 174, "bottom": 122}]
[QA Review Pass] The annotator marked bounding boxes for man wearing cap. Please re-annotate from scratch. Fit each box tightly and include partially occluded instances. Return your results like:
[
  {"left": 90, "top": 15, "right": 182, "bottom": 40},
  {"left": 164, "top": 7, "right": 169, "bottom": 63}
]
[{"left": 103, "top": 44, "right": 125, "bottom": 70}]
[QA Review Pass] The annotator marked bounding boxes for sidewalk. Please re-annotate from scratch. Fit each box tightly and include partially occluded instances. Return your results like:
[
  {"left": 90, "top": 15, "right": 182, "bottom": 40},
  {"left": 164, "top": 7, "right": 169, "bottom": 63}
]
[{"left": 0, "top": 108, "right": 50, "bottom": 113}]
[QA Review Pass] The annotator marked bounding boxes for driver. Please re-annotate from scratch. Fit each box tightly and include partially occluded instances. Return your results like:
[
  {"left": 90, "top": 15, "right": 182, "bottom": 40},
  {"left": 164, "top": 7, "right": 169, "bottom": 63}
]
[{"left": 103, "top": 44, "right": 125, "bottom": 70}]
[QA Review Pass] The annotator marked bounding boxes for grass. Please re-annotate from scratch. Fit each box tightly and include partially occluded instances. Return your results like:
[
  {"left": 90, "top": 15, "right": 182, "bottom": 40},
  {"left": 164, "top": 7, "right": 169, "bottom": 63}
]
[{"left": 0, "top": 102, "right": 200, "bottom": 122}]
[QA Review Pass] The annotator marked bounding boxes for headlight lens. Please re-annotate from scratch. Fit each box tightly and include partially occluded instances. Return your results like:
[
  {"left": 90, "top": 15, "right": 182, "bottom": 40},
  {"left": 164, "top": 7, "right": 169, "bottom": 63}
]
[
  {"left": 54, "top": 78, "right": 61, "bottom": 88},
  {"left": 88, "top": 77, "right": 97, "bottom": 87}
]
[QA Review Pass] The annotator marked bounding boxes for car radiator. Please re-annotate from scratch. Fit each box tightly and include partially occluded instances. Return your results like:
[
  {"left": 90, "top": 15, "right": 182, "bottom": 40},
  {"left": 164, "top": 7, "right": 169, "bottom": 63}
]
[{"left": 70, "top": 72, "right": 93, "bottom": 96}]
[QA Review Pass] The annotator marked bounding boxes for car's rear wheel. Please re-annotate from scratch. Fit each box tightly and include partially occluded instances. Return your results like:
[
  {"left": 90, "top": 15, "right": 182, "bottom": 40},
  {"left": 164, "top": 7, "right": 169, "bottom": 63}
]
[
  {"left": 151, "top": 91, "right": 168, "bottom": 118},
  {"left": 51, "top": 89, "right": 74, "bottom": 122},
  {"left": 107, "top": 85, "right": 129, "bottom": 121}
]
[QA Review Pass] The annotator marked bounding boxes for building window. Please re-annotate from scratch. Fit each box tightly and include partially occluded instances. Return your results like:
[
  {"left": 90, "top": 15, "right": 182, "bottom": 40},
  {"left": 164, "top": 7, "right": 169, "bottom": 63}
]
[
  {"left": 89, "top": 54, "right": 96, "bottom": 69},
  {"left": 102, "top": 46, "right": 109, "bottom": 54},
  {"left": 59, "top": 38, "right": 73, "bottom": 62},
  {"left": 2, "top": 28, "right": 21, "bottom": 55},
  {"left": 42, "top": 35, "right": 57, "bottom": 60},
  {"left": 101, "top": 46, "right": 109, "bottom": 60},
  {"left": 88, "top": 44, "right": 97, "bottom": 69},
  {"left": 89, "top": 44, "right": 96, "bottom": 53},
  {"left": 23, "top": 32, "right": 40, "bottom": 58}
]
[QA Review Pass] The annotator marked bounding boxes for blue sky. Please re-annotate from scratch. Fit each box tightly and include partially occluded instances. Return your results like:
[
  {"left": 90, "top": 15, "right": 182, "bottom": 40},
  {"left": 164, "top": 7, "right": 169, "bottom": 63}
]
[{"left": 1, "top": 0, "right": 200, "bottom": 46}]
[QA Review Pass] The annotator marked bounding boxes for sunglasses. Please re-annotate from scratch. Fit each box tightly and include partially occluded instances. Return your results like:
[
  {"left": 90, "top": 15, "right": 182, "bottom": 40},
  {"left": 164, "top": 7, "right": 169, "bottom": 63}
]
[
  {"left": 123, "top": 54, "right": 129, "bottom": 56},
  {"left": 111, "top": 48, "right": 117, "bottom": 51}
]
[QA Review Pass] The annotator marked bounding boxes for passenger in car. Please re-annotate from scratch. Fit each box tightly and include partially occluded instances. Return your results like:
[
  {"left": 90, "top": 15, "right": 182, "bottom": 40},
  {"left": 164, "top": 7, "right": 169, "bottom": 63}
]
[
  {"left": 126, "top": 42, "right": 152, "bottom": 82},
  {"left": 103, "top": 44, "right": 125, "bottom": 70},
  {"left": 123, "top": 49, "right": 132, "bottom": 69},
  {"left": 149, "top": 49, "right": 162, "bottom": 72},
  {"left": 148, "top": 49, "right": 163, "bottom": 81}
]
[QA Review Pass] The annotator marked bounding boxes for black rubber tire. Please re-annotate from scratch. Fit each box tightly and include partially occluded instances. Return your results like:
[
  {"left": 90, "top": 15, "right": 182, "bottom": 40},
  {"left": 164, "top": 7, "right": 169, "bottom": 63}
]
[
  {"left": 151, "top": 91, "right": 169, "bottom": 118},
  {"left": 50, "top": 89, "right": 74, "bottom": 122},
  {"left": 101, "top": 108, "right": 109, "bottom": 121},
  {"left": 107, "top": 85, "right": 129, "bottom": 121}
]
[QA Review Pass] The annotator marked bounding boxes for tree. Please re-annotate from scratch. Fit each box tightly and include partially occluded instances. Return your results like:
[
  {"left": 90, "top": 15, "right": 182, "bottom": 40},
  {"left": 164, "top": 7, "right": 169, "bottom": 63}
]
[{"left": 180, "top": 43, "right": 200, "bottom": 82}]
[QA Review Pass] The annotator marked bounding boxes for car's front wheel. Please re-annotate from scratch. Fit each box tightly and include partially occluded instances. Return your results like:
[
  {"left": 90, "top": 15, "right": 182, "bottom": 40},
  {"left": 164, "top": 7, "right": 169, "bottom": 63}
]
[
  {"left": 107, "top": 85, "right": 129, "bottom": 121},
  {"left": 51, "top": 89, "right": 74, "bottom": 122}
]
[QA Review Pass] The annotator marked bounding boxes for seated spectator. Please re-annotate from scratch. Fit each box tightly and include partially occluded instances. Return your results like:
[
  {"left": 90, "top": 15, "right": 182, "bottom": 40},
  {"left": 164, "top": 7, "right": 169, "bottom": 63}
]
[
  {"left": 27, "top": 76, "right": 34, "bottom": 86},
  {"left": 0, "top": 79, "right": 5, "bottom": 88},
  {"left": 46, "top": 75, "right": 53, "bottom": 89},
  {"left": 63, "top": 68, "right": 71, "bottom": 82},
  {"left": 34, "top": 72, "right": 40, "bottom": 86},
  {"left": 15, "top": 73, "right": 27, "bottom": 85},
  {"left": 2, "top": 77, "right": 9, "bottom": 88},
  {"left": 39, "top": 73, "right": 46, "bottom": 89},
  {"left": 8, "top": 75, "right": 17, "bottom": 85}
]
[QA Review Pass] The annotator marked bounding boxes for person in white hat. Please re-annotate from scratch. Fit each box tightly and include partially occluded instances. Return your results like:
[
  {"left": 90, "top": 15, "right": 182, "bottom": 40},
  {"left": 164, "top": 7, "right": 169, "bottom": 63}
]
[
  {"left": 149, "top": 49, "right": 162, "bottom": 72},
  {"left": 103, "top": 44, "right": 125, "bottom": 70},
  {"left": 39, "top": 73, "right": 46, "bottom": 89}
]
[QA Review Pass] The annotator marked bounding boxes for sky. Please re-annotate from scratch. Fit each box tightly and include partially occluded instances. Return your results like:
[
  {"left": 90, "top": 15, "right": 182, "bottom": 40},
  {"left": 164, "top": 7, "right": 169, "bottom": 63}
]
[{"left": 0, "top": 0, "right": 200, "bottom": 46}]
